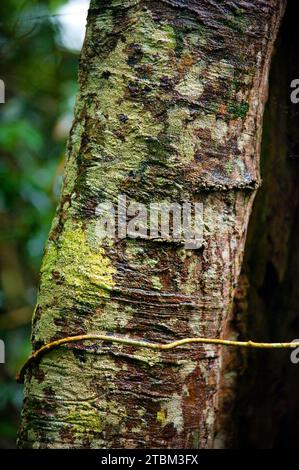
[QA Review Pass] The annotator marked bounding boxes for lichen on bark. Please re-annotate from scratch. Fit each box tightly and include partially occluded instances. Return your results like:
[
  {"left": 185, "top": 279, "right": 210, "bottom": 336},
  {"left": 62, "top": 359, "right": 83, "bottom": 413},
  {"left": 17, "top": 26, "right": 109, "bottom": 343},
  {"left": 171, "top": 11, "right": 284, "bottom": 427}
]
[{"left": 19, "top": 0, "right": 285, "bottom": 448}]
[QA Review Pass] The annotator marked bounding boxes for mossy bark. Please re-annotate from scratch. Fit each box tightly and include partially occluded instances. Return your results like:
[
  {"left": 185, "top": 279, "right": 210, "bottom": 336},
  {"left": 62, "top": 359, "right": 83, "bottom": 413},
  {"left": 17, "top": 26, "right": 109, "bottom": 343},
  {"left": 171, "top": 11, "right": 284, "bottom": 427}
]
[{"left": 19, "top": 0, "right": 285, "bottom": 448}]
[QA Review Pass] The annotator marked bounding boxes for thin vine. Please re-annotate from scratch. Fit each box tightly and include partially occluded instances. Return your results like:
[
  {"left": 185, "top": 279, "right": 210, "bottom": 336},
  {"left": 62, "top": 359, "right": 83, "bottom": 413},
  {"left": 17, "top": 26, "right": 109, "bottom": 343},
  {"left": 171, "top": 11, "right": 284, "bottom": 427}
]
[{"left": 16, "top": 334, "right": 299, "bottom": 384}]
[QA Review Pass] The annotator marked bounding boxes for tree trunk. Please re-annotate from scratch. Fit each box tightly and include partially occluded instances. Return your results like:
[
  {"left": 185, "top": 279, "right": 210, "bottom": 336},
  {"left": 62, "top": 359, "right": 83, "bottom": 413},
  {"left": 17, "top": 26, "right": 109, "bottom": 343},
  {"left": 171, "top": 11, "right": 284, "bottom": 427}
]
[{"left": 18, "top": 0, "right": 285, "bottom": 449}]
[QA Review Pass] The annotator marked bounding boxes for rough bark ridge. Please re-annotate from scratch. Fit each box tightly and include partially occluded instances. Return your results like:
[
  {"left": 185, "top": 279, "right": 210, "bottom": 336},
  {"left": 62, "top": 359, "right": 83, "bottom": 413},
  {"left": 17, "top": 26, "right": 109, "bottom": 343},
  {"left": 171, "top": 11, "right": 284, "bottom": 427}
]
[{"left": 19, "top": 0, "right": 285, "bottom": 448}]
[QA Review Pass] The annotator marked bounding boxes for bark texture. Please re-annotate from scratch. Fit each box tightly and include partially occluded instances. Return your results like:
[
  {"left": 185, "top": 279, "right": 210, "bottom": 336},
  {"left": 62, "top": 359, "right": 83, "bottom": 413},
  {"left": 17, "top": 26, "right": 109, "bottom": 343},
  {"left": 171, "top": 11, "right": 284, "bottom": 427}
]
[
  {"left": 217, "top": 0, "right": 299, "bottom": 448},
  {"left": 19, "top": 0, "right": 285, "bottom": 448}
]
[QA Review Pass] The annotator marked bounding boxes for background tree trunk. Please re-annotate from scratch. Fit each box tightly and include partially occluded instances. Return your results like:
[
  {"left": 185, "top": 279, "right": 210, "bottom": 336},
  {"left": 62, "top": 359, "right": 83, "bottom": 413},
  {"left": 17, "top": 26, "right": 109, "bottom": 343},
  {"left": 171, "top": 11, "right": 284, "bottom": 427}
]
[{"left": 19, "top": 0, "right": 285, "bottom": 448}]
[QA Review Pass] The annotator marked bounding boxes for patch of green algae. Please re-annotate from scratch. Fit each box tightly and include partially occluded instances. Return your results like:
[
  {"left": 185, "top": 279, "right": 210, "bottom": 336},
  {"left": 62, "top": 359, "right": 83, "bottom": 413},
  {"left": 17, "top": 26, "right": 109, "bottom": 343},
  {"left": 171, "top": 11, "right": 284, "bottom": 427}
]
[{"left": 41, "top": 221, "right": 116, "bottom": 301}]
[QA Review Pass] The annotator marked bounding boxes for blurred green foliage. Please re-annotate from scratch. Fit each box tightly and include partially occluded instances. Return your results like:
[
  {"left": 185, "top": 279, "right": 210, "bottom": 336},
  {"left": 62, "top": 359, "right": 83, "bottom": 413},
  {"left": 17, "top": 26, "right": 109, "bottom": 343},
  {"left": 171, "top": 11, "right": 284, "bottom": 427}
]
[{"left": 0, "top": 0, "right": 82, "bottom": 447}]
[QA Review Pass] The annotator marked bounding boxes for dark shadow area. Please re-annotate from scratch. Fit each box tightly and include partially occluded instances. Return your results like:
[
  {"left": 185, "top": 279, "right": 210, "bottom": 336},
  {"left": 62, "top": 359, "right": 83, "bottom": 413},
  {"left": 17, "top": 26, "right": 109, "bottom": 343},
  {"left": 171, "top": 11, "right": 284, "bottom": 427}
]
[{"left": 232, "top": 0, "right": 299, "bottom": 448}]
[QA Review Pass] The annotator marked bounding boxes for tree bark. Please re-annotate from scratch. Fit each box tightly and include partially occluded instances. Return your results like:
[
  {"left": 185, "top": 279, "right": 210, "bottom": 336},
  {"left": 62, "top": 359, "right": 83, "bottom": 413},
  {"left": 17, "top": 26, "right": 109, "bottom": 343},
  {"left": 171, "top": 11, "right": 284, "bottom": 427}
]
[
  {"left": 19, "top": 0, "right": 285, "bottom": 448},
  {"left": 216, "top": 0, "right": 299, "bottom": 448}
]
